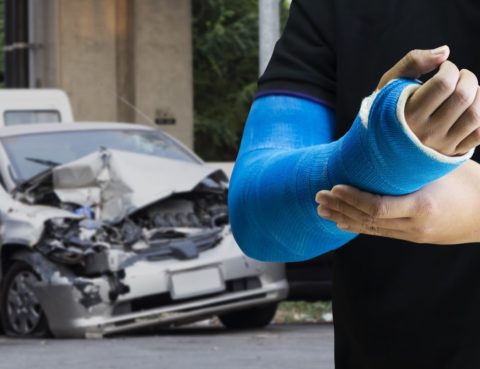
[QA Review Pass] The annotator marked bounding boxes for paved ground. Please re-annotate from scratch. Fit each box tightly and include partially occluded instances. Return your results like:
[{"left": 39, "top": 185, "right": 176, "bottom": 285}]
[{"left": 0, "top": 323, "right": 334, "bottom": 369}]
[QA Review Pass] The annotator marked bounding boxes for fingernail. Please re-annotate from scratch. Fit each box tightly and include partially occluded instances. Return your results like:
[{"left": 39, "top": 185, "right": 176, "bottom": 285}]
[
  {"left": 431, "top": 45, "right": 449, "bottom": 55},
  {"left": 337, "top": 224, "right": 349, "bottom": 229}
]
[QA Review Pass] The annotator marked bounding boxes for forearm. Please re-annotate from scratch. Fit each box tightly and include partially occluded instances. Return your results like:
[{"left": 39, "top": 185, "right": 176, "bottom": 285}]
[{"left": 229, "top": 80, "right": 473, "bottom": 262}]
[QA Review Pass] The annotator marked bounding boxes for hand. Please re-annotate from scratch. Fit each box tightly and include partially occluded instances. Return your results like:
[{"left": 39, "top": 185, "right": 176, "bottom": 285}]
[
  {"left": 378, "top": 46, "right": 480, "bottom": 156},
  {"left": 315, "top": 160, "right": 480, "bottom": 244}
]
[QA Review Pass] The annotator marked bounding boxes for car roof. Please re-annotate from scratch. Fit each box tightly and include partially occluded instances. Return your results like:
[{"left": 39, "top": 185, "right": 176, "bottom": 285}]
[{"left": 0, "top": 122, "right": 154, "bottom": 138}]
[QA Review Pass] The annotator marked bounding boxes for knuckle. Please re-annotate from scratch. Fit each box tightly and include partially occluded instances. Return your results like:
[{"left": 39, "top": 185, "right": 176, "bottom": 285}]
[
  {"left": 416, "top": 126, "right": 438, "bottom": 148},
  {"left": 360, "top": 214, "right": 376, "bottom": 231},
  {"left": 412, "top": 224, "right": 432, "bottom": 243},
  {"left": 334, "top": 198, "right": 345, "bottom": 212},
  {"left": 379, "top": 72, "right": 390, "bottom": 86},
  {"left": 370, "top": 198, "right": 388, "bottom": 218},
  {"left": 443, "top": 146, "right": 458, "bottom": 156},
  {"left": 352, "top": 196, "right": 363, "bottom": 208},
  {"left": 415, "top": 130, "right": 430, "bottom": 144},
  {"left": 434, "top": 75, "right": 456, "bottom": 94},
  {"left": 461, "top": 128, "right": 480, "bottom": 149},
  {"left": 444, "top": 60, "right": 460, "bottom": 74},
  {"left": 414, "top": 195, "right": 436, "bottom": 216},
  {"left": 365, "top": 223, "right": 381, "bottom": 235},
  {"left": 460, "top": 68, "right": 478, "bottom": 85},
  {"left": 405, "top": 49, "right": 421, "bottom": 69},
  {"left": 360, "top": 213, "right": 373, "bottom": 224},
  {"left": 350, "top": 193, "right": 362, "bottom": 208},
  {"left": 405, "top": 106, "right": 421, "bottom": 126},
  {"left": 454, "top": 86, "right": 475, "bottom": 107},
  {"left": 466, "top": 104, "right": 480, "bottom": 123}
]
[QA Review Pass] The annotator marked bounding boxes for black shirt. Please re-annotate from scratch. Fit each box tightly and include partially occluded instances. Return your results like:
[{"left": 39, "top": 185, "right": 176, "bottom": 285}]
[{"left": 258, "top": 1, "right": 480, "bottom": 368}]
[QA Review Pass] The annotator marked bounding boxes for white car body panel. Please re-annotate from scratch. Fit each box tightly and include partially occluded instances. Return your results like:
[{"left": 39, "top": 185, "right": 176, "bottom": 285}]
[{"left": 0, "top": 122, "right": 287, "bottom": 338}]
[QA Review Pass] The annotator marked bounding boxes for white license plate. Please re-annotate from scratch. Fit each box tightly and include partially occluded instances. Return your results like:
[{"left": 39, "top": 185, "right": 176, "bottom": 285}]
[{"left": 170, "top": 267, "right": 225, "bottom": 300}]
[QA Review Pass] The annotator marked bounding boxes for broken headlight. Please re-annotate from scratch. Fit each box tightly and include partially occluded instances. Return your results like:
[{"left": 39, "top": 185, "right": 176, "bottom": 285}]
[{"left": 37, "top": 218, "right": 109, "bottom": 265}]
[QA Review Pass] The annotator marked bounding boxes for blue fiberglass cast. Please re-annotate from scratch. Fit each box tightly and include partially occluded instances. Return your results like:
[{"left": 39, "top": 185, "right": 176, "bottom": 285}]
[{"left": 228, "top": 78, "right": 474, "bottom": 262}]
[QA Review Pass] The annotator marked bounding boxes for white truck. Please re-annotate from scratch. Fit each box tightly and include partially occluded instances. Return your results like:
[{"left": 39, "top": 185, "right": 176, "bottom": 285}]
[{"left": 0, "top": 89, "right": 74, "bottom": 126}]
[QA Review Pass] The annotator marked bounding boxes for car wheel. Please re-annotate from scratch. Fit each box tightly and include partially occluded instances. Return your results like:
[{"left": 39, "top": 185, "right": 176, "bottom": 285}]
[
  {"left": 218, "top": 303, "right": 278, "bottom": 330},
  {"left": 1, "top": 261, "right": 50, "bottom": 337}
]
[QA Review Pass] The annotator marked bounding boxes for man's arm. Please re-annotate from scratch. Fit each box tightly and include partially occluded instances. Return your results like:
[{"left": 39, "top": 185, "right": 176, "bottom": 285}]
[
  {"left": 316, "top": 160, "right": 480, "bottom": 244},
  {"left": 230, "top": 49, "right": 480, "bottom": 262}
]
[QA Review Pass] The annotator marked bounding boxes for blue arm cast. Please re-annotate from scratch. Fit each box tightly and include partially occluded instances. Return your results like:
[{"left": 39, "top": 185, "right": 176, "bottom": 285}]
[{"left": 228, "top": 79, "right": 473, "bottom": 262}]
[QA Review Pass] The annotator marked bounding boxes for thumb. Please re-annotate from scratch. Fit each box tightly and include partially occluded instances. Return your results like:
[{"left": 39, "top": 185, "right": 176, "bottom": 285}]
[{"left": 377, "top": 45, "right": 450, "bottom": 89}]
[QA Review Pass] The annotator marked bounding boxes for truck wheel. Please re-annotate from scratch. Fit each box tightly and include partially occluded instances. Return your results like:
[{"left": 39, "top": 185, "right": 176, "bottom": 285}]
[
  {"left": 218, "top": 303, "right": 278, "bottom": 329},
  {"left": 1, "top": 262, "right": 50, "bottom": 337}
]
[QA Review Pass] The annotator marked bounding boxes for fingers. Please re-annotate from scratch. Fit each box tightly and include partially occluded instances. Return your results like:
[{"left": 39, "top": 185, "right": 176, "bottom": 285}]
[
  {"left": 314, "top": 191, "right": 412, "bottom": 239},
  {"left": 405, "top": 61, "right": 460, "bottom": 123},
  {"left": 316, "top": 201, "right": 411, "bottom": 231},
  {"left": 315, "top": 185, "right": 419, "bottom": 219},
  {"left": 405, "top": 63, "right": 480, "bottom": 155},
  {"left": 456, "top": 127, "right": 480, "bottom": 154},
  {"left": 315, "top": 186, "right": 434, "bottom": 243},
  {"left": 336, "top": 220, "right": 412, "bottom": 241},
  {"left": 377, "top": 46, "right": 480, "bottom": 155},
  {"left": 426, "top": 69, "right": 478, "bottom": 153},
  {"left": 377, "top": 46, "right": 450, "bottom": 90},
  {"left": 317, "top": 190, "right": 373, "bottom": 222},
  {"left": 446, "top": 87, "right": 480, "bottom": 154}
]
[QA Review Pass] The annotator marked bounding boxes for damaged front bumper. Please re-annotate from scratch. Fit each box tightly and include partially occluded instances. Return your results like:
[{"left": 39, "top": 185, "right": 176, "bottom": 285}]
[{"left": 21, "top": 232, "right": 287, "bottom": 338}]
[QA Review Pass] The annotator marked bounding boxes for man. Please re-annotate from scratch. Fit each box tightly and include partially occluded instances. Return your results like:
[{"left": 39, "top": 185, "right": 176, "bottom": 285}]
[{"left": 228, "top": 0, "right": 480, "bottom": 368}]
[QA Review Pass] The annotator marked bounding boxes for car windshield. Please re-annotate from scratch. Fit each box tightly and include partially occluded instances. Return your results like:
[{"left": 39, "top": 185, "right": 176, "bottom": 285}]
[{"left": 1, "top": 128, "right": 198, "bottom": 183}]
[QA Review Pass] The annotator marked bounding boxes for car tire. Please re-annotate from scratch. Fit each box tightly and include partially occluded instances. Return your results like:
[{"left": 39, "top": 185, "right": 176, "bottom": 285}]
[
  {"left": 218, "top": 303, "right": 278, "bottom": 330},
  {"left": 1, "top": 261, "right": 50, "bottom": 337}
]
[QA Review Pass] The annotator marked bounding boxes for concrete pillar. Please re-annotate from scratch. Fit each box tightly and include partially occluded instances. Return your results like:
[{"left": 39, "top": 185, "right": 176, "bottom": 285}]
[
  {"left": 133, "top": 0, "right": 194, "bottom": 148},
  {"left": 30, "top": 0, "right": 194, "bottom": 148},
  {"left": 64, "top": 0, "right": 117, "bottom": 122},
  {"left": 115, "top": 0, "right": 135, "bottom": 123},
  {"left": 259, "top": 0, "right": 280, "bottom": 76}
]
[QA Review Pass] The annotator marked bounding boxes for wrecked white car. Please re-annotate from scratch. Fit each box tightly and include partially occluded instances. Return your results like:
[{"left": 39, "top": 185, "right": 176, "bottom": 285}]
[{"left": 0, "top": 123, "right": 287, "bottom": 338}]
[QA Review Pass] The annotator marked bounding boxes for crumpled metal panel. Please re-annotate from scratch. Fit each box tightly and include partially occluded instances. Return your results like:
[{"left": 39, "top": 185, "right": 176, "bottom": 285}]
[
  {"left": 52, "top": 149, "right": 221, "bottom": 221},
  {"left": 0, "top": 185, "right": 79, "bottom": 246}
]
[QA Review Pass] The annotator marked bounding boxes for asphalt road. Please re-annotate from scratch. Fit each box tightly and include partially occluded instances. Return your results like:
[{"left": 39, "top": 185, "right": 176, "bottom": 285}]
[{"left": 0, "top": 323, "right": 334, "bottom": 369}]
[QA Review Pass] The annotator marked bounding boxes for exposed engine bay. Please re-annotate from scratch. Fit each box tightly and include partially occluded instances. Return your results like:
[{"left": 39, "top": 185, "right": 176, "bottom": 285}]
[{"left": 8, "top": 149, "right": 229, "bottom": 300}]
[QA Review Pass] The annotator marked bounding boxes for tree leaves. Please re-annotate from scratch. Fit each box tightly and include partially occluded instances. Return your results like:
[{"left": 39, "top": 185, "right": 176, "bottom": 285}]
[
  {"left": 193, "top": 0, "right": 290, "bottom": 160},
  {"left": 193, "top": 0, "right": 258, "bottom": 161}
]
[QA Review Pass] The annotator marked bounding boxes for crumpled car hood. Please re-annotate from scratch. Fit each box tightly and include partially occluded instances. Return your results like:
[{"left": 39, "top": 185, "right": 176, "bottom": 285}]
[{"left": 49, "top": 149, "right": 224, "bottom": 221}]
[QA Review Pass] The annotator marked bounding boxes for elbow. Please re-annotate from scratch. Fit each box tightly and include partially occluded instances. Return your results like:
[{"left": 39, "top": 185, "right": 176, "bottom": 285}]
[
  {"left": 228, "top": 156, "right": 354, "bottom": 262},
  {"left": 228, "top": 169, "right": 265, "bottom": 260},
  {"left": 228, "top": 169, "right": 322, "bottom": 263},
  {"left": 228, "top": 163, "right": 291, "bottom": 262}
]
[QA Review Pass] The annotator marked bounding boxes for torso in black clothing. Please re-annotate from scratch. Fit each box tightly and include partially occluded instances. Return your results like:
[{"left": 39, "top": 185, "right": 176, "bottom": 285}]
[{"left": 257, "top": 1, "right": 480, "bottom": 368}]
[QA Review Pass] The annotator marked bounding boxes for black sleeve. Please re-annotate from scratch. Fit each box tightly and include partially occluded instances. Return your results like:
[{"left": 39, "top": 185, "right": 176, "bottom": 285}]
[{"left": 257, "top": 0, "right": 336, "bottom": 107}]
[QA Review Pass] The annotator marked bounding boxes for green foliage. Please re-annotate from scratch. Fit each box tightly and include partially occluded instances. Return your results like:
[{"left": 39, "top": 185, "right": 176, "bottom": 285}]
[
  {"left": 275, "top": 301, "right": 333, "bottom": 323},
  {"left": 192, "top": 0, "right": 290, "bottom": 161},
  {"left": 192, "top": 0, "right": 258, "bottom": 161}
]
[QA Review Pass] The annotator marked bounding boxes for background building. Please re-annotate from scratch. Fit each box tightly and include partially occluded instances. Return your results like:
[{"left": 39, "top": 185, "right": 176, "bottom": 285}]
[{"left": 4, "top": 0, "right": 193, "bottom": 147}]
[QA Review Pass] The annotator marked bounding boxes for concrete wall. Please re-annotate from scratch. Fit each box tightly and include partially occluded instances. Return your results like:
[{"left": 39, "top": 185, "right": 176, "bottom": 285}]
[
  {"left": 134, "top": 0, "right": 193, "bottom": 147},
  {"left": 31, "top": 0, "right": 193, "bottom": 148}
]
